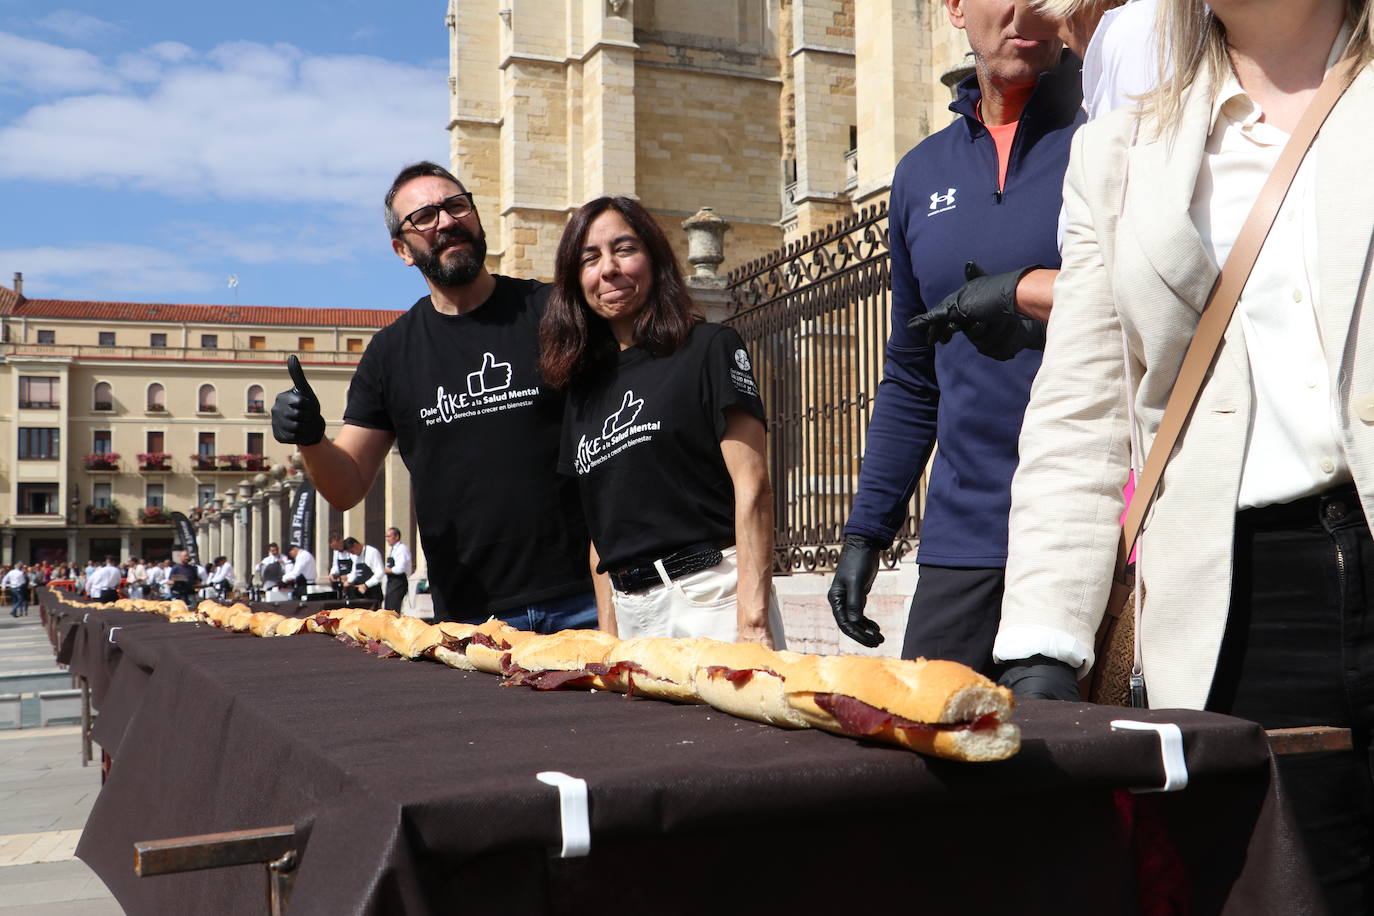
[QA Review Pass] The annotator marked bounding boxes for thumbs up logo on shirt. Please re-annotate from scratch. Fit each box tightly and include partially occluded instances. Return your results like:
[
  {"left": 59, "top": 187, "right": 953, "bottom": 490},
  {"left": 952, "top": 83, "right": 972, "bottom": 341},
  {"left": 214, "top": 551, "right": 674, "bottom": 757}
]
[
  {"left": 603, "top": 390, "right": 644, "bottom": 438},
  {"left": 467, "top": 352, "right": 513, "bottom": 397}
]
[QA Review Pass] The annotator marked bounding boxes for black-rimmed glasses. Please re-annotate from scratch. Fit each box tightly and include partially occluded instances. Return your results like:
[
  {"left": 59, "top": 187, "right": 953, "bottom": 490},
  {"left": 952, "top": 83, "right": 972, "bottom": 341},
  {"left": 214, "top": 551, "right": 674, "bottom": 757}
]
[{"left": 401, "top": 193, "right": 475, "bottom": 232}]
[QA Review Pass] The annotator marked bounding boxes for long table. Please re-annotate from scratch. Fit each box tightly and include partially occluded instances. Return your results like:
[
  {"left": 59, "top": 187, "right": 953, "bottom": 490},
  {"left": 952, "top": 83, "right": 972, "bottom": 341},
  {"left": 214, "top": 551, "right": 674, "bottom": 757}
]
[{"left": 47, "top": 596, "right": 1320, "bottom": 915}]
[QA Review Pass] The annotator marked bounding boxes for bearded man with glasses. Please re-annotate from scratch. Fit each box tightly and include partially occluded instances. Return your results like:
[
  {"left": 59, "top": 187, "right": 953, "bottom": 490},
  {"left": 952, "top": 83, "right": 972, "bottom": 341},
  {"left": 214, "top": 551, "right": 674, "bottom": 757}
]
[{"left": 271, "top": 161, "right": 598, "bottom": 630}]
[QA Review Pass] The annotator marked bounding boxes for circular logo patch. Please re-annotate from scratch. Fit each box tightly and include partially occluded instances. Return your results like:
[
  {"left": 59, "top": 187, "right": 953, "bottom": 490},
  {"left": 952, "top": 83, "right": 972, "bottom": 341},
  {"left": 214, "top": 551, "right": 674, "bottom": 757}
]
[{"left": 734, "top": 348, "right": 751, "bottom": 371}]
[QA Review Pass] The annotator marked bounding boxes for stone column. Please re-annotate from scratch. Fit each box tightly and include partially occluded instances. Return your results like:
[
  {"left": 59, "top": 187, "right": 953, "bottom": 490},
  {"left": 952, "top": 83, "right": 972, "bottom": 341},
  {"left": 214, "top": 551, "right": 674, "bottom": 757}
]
[
  {"left": 65, "top": 528, "right": 77, "bottom": 566},
  {"left": 206, "top": 502, "right": 221, "bottom": 561},
  {"left": 266, "top": 482, "right": 285, "bottom": 550},
  {"left": 119, "top": 528, "right": 131, "bottom": 560},
  {"left": 232, "top": 486, "right": 252, "bottom": 582},
  {"left": 314, "top": 487, "right": 332, "bottom": 587},
  {"left": 245, "top": 480, "right": 264, "bottom": 576},
  {"left": 283, "top": 476, "right": 301, "bottom": 546},
  {"left": 219, "top": 494, "right": 236, "bottom": 571}
]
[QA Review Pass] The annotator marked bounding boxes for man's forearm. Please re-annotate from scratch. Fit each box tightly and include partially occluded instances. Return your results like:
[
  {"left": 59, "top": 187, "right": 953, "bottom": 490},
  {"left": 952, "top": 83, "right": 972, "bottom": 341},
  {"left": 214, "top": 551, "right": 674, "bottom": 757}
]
[{"left": 298, "top": 438, "right": 375, "bottom": 509}]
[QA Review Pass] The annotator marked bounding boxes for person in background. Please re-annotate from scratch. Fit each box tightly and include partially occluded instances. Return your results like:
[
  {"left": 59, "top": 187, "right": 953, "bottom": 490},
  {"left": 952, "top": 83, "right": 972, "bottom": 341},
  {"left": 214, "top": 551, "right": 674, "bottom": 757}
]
[
  {"left": 283, "top": 543, "right": 316, "bottom": 601},
  {"left": 208, "top": 556, "right": 236, "bottom": 600},
  {"left": 255, "top": 543, "right": 285, "bottom": 593},
  {"left": 994, "top": 0, "right": 1374, "bottom": 908},
  {"left": 540, "top": 196, "right": 781, "bottom": 646},
  {"left": 383, "top": 527, "right": 413, "bottom": 612},
  {"left": 327, "top": 533, "right": 352, "bottom": 599},
  {"left": 128, "top": 557, "right": 147, "bottom": 600},
  {"left": 146, "top": 560, "right": 168, "bottom": 599},
  {"left": 86, "top": 556, "right": 122, "bottom": 603},
  {"left": 343, "top": 537, "right": 384, "bottom": 602},
  {"left": 167, "top": 551, "right": 200, "bottom": 602},
  {"left": 4, "top": 564, "right": 28, "bottom": 617}
]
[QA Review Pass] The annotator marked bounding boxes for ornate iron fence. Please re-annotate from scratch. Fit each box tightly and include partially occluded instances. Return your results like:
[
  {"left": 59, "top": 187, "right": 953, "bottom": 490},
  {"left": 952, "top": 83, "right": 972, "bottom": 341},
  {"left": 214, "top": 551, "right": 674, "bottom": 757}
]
[{"left": 725, "top": 201, "right": 920, "bottom": 575}]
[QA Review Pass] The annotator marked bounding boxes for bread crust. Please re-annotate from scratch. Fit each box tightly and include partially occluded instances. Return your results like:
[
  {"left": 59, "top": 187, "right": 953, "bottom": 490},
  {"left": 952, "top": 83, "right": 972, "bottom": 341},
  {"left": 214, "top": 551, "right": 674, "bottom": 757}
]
[
  {"left": 604, "top": 637, "right": 720, "bottom": 702},
  {"left": 692, "top": 642, "right": 809, "bottom": 728},
  {"left": 780, "top": 655, "right": 1013, "bottom": 725}
]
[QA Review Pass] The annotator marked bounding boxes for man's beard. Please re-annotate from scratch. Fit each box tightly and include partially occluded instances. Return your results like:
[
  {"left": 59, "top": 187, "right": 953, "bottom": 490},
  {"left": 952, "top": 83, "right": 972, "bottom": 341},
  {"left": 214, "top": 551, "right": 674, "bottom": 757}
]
[{"left": 410, "top": 225, "right": 488, "bottom": 288}]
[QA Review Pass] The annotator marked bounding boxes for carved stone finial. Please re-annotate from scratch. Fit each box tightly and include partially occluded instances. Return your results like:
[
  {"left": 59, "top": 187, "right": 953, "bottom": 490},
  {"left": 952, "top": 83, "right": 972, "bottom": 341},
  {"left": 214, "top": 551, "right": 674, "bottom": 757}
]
[
  {"left": 608, "top": 0, "right": 628, "bottom": 16},
  {"left": 498, "top": 8, "right": 512, "bottom": 27},
  {"left": 682, "top": 207, "right": 731, "bottom": 287}
]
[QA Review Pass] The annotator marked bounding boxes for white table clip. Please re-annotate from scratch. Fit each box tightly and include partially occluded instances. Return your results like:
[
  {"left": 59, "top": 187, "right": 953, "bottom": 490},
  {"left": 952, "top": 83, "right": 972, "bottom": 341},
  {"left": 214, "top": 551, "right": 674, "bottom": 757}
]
[
  {"left": 536, "top": 771, "right": 591, "bottom": 858},
  {"left": 83, "top": 612, "right": 90, "bottom": 623},
  {"left": 108, "top": 626, "right": 122, "bottom": 645},
  {"left": 1111, "top": 719, "right": 1188, "bottom": 793}
]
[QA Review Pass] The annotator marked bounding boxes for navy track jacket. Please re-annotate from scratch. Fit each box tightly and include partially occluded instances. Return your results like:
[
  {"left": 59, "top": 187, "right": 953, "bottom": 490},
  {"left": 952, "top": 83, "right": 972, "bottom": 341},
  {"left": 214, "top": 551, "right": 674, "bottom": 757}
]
[{"left": 843, "top": 54, "right": 1085, "bottom": 567}]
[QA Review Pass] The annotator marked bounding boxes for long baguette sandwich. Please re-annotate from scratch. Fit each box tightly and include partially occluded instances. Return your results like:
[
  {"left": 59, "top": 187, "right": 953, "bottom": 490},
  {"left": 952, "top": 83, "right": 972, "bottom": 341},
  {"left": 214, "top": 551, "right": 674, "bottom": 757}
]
[
  {"left": 692, "top": 641, "right": 809, "bottom": 728},
  {"left": 502, "top": 629, "right": 622, "bottom": 689},
  {"left": 780, "top": 655, "right": 1020, "bottom": 762},
  {"left": 602, "top": 637, "right": 718, "bottom": 703}
]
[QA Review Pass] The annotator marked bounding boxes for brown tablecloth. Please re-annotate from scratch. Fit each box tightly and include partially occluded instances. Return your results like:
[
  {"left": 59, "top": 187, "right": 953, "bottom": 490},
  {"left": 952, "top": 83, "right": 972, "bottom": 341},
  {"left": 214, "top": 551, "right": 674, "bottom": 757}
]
[{"left": 69, "top": 616, "right": 1321, "bottom": 916}]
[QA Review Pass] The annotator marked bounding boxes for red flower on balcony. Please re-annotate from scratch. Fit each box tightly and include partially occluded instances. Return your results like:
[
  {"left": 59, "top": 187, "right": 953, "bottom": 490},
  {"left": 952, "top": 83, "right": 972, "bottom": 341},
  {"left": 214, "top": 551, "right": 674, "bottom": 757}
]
[
  {"left": 190, "top": 453, "right": 217, "bottom": 471},
  {"left": 81, "top": 452, "right": 119, "bottom": 471},
  {"left": 137, "top": 451, "right": 172, "bottom": 471},
  {"left": 140, "top": 505, "right": 171, "bottom": 524}
]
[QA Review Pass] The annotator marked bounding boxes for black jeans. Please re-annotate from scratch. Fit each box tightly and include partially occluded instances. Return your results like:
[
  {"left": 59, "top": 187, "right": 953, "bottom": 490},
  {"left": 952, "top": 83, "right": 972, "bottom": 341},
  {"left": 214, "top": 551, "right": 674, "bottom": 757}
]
[
  {"left": 1208, "top": 485, "right": 1374, "bottom": 915},
  {"left": 901, "top": 565, "right": 1004, "bottom": 678}
]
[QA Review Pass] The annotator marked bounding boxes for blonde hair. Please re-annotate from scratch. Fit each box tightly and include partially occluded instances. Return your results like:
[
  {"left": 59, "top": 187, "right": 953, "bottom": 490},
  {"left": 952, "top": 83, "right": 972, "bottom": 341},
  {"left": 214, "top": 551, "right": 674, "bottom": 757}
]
[
  {"left": 1147, "top": 0, "right": 1373, "bottom": 132},
  {"left": 1031, "top": 0, "right": 1125, "bottom": 18}
]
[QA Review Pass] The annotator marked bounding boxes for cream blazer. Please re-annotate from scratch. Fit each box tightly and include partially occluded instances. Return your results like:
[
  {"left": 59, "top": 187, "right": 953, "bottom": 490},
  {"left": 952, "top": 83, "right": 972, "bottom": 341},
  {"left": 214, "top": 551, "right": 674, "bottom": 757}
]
[{"left": 998, "top": 61, "right": 1374, "bottom": 711}]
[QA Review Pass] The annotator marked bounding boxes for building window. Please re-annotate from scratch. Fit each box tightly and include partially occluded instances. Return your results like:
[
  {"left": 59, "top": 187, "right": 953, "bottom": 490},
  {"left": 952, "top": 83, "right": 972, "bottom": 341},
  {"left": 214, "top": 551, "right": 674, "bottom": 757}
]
[
  {"left": 150, "top": 333, "right": 167, "bottom": 348},
  {"left": 347, "top": 337, "right": 363, "bottom": 353},
  {"left": 18, "top": 376, "right": 59, "bottom": 409},
  {"left": 246, "top": 384, "right": 265, "bottom": 413},
  {"left": 198, "top": 484, "right": 216, "bottom": 507},
  {"left": 16, "top": 483, "right": 59, "bottom": 515},
  {"left": 201, "top": 334, "right": 218, "bottom": 349},
  {"left": 146, "top": 431, "right": 165, "bottom": 453},
  {"left": 145, "top": 483, "right": 164, "bottom": 508},
  {"left": 198, "top": 432, "right": 216, "bottom": 465},
  {"left": 93, "top": 430, "right": 112, "bottom": 454},
  {"left": 17, "top": 427, "right": 59, "bottom": 460},
  {"left": 249, "top": 335, "right": 266, "bottom": 350},
  {"left": 147, "top": 382, "right": 166, "bottom": 411},
  {"left": 99, "top": 331, "right": 116, "bottom": 346},
  {"left": 36, "top": 329, "right": 55, "bottom": 344},
  {"left": 298, "top": 337, "right": 315, "bottom": 351},
  {"left": 93, "top": 381, "right": 113, "bottom": 411},
  {"left": 247, "top": 432, "right": 264, "bottom": 456},
  {"left": 93, "top": 483, "right": 112, "bottom": 509},
  {"left": 198, "top": 384, "right": 217, "bottom": 412}
]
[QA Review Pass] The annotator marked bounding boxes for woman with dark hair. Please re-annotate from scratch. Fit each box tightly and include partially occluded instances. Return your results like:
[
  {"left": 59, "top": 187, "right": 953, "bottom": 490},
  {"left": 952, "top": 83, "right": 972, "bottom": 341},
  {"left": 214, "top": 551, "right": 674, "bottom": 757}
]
[{"left": 540, "top": 196, "right": 783, "bottom": 647}]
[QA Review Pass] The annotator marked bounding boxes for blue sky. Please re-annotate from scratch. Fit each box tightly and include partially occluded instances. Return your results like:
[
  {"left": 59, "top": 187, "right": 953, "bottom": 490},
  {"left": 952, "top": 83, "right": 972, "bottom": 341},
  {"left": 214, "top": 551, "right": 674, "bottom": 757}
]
[{"left": 0, "top": 1, "right": 453, "bottom": 310}]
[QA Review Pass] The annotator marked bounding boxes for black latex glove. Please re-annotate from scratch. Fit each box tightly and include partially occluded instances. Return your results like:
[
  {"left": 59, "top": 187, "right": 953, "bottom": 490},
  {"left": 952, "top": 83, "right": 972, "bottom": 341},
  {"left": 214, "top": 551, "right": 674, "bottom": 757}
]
[
  {"left": 907, "top": 262, "right": 1046, "bottom": 361},
  {"left": 272, "top": 355, "right": 326, "bottom": 446},
  {"left": 999, "top": 655, "right": 1080, "bottom": 701},
  {"left": 827, "top": 534, "right": 885, "bottom": 647}
]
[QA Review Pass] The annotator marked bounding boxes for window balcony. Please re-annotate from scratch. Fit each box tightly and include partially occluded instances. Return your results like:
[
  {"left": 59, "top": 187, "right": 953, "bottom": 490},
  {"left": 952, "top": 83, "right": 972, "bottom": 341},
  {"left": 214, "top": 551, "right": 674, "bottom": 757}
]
[
  {"left": 86, "top": 504, "right": 120, "bottom": 524},
  {"left": 93, "top": 401, "right": 113, "bottom": 412},
  {"left": 140, "top": 506, "right": 171, "bottom": 525},
  {"left": 82, "top": 452, "right": 120, "bottom": 471},
  {"left": 191, "top": 454, "right": 218, "bottom": 472},
  {"left": 246, "top": 400, "right": 265, "bottom": 414},
  {"left": 18, "top": 400, "right": 59, "bottom": 409},
  {"left": 137, "top": 452, "right": 172, "bottom": 472}
]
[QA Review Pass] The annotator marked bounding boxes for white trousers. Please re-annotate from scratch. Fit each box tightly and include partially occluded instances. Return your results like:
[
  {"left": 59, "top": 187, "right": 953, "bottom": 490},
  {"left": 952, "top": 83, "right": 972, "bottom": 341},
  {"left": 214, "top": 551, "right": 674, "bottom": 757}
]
[{"left": 611, "top": 547, "right": 786, "bottom": 649}]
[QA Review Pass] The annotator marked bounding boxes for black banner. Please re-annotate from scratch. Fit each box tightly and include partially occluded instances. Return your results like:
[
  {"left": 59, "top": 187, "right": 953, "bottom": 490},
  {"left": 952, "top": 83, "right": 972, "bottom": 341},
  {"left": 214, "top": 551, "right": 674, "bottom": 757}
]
[
  {"left": 289, "top": 481, "right": 315, "bottom": 550},
  {"left": 170, "top": 511, "right": 198, "bottom": 565}
]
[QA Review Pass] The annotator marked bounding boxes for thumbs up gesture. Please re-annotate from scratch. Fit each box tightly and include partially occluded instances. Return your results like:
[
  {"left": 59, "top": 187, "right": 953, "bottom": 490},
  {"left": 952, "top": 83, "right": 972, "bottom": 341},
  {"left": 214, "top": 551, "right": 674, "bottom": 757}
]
[
  {"left": 602, "top": 389, "right": 643, "bottom": 438},
  {"left": 466, "top": 351, "right": 512, "bottom": 397},
  {"left": 272, "top": 355, "right": 326, "bottom": 446}
]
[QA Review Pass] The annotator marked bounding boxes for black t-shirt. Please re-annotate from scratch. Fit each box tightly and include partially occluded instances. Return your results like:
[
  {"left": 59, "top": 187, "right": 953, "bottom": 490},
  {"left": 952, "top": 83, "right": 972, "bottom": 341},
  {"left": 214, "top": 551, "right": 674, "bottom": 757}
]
[
  {"left": 558, "top": 323, "right": 765, "bottom": 573},
  {"left": 344, "top": 276, "right": 591, "bottom": 620}
]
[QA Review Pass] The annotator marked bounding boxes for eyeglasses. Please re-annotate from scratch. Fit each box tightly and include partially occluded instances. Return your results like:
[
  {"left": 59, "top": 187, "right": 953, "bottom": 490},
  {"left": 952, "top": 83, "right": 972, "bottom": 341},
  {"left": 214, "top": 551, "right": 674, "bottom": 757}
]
[{"left": 400, "top": 193, "right": 475, "bottom": 233}]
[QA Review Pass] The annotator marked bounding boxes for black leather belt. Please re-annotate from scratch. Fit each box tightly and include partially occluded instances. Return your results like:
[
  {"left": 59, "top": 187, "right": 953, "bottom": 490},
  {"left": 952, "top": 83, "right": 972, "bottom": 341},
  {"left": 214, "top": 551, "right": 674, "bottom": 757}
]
[{"left": 609, "top": 543, "right": 724, "bottom": 594}]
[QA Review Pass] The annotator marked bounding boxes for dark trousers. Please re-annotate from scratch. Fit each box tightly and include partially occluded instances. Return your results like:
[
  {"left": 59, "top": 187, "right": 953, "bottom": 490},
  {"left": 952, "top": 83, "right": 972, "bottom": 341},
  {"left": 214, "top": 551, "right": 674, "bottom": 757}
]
[
  {"left": 1207, "top": 485, "right": 1374, "bottom": 915},
  {"left": 901, "top": 565, "right": 1003, "bottom": 678},
  {"left": 291, "top": 580, "right": 308, "bottom": 601},
  {"left": 384, "top": 574, "right": 408, "bottom": 612}
]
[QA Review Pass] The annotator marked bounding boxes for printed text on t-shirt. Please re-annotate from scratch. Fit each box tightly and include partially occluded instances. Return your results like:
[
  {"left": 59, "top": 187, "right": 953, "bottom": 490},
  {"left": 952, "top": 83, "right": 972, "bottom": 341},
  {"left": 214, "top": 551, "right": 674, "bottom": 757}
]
[{"left": 574, "top": 389, "right": 661, "bottom": 474}]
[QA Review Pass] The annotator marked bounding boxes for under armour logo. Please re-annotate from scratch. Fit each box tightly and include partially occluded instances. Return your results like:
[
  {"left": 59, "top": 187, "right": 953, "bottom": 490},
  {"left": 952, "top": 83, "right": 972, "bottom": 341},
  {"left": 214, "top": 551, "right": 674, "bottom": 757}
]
[{"left": 928, "top": 188, "right": 957, "bottom": 214}]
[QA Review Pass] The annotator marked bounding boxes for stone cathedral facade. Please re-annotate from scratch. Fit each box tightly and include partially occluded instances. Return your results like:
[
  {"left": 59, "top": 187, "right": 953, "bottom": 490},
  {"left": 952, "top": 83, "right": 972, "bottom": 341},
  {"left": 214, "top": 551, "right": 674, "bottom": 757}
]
[{"left": 446, "top": 0, "right": 972, "bottom": 280}]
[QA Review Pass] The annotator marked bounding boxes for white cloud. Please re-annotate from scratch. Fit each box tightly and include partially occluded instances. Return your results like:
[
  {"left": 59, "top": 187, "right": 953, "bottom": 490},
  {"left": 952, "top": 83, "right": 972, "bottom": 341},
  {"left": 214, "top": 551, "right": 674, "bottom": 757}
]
[
  {"left": 35, "top": 10, "right": 120, "bottom": 44},
  {"left": 0, "top": 243, "right": 220, "bottom": 300},
  {"left": 0, "top": 38, "right": 449, "bottom": 204},
  {"left": 0, "top": 32, "right": 114, "bottom": 94}
]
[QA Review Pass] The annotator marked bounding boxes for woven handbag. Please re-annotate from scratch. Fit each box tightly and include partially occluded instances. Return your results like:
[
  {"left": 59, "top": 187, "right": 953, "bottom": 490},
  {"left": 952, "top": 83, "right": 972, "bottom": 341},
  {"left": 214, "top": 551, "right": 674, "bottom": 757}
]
[{"left": 1084, "top": 57, "right": 1357, "bottom": 707}]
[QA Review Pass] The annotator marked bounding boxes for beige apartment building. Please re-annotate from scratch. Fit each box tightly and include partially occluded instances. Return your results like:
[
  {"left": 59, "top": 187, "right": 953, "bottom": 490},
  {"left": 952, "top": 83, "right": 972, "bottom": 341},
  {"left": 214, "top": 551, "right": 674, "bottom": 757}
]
[
  {"left": 446, "top": 0, "right": 971, "bottom": 278},
  {"left": 0, "top": 276, "right": 408, "bottom": 568}
]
